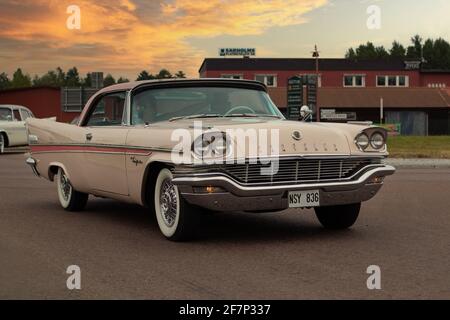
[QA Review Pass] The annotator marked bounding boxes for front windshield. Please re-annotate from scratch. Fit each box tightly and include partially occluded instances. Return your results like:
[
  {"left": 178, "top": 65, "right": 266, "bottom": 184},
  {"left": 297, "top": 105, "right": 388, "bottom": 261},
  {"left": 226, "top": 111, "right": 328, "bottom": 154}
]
[
  {"left": 131, "top": 86, "right": 284, "bottom": 125},
  {"left": 0, "top": 108, "right": 13, "bottom": 121}
]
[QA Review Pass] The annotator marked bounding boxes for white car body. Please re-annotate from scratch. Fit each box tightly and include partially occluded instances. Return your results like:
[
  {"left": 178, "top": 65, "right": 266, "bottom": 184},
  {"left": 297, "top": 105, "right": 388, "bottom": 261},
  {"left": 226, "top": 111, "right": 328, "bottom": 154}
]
[{"left": 0, "top": 105, "right": 35, "bottom": 153}]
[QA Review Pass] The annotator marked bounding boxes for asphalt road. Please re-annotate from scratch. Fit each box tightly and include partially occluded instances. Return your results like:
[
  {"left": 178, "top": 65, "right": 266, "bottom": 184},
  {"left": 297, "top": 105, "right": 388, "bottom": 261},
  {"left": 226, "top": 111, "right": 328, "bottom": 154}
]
[{"left": 0, "top": 153, "right": 449, "bottom": 299}]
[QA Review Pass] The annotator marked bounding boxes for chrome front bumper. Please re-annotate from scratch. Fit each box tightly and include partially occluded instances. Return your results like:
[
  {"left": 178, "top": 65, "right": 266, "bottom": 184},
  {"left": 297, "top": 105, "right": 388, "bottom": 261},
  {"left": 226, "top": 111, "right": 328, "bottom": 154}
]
[
  {"left": 25, "top": 156, "right": 40, "bottom": 177},
  {"left": 172, "top": 165, "right": 396, "bottom": 212}
]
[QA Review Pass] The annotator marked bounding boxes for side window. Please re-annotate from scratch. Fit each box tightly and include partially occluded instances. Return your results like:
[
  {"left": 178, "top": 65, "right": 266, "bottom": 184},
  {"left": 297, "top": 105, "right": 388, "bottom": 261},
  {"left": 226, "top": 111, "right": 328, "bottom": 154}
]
[
  {"left": 13, "top": 110, "right": 22, "bottom": 121},
  {"left": 21, "top": 109, "right": 31, "bottom": 120},
  {"left": 86, "top": 92, "right": 126, "bottom": 127}
]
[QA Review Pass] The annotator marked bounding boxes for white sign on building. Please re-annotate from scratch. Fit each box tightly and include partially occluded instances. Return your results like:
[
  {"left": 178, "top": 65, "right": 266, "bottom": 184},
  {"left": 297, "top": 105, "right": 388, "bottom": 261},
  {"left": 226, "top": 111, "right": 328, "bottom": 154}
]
[{"left": 219, "top": 48, "right": 256, "bottom": 57}]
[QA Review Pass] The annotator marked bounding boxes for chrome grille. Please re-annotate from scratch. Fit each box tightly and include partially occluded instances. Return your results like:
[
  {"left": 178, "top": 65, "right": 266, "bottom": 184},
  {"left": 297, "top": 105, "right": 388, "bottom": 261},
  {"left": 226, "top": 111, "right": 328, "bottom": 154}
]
[{"left": 222, "top": 157, "right": 382, "bottom": 185}]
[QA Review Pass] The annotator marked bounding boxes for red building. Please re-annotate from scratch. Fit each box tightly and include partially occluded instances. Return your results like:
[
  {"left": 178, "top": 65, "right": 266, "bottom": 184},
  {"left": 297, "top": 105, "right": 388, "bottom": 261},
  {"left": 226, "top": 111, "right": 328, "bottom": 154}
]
[
  {"left": 0, "top": 86, "right": 89, "bottom": 123},
  {"left": 199, "top": 58, "right": 450, "bottom": 135}
]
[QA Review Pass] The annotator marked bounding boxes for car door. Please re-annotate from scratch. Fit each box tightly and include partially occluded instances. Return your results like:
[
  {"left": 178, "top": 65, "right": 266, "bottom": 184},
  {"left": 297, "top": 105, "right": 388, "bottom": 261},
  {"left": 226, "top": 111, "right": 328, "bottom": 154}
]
[
  {"left": 11, "top": 109, "right": 28, "bottom": 146},
  {"left": 82, "top": 91, "right": 130, "bottom": 195}
]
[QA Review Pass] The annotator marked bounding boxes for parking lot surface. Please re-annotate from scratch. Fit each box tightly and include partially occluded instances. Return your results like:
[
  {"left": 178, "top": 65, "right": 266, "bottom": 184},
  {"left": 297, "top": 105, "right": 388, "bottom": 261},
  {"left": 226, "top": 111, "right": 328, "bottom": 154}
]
[{"left": 0, "top": 153, "right": 449, "bottom": 299}]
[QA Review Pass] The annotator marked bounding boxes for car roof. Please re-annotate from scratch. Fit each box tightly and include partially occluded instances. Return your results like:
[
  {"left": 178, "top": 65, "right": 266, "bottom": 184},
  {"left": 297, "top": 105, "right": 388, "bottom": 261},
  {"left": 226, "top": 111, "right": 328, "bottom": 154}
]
[
  {"left": 0, "top": 104, "right": 29, "bottom": 110},
  {"left": 95, "top": 78, "right": 268, "bottom": 95}
]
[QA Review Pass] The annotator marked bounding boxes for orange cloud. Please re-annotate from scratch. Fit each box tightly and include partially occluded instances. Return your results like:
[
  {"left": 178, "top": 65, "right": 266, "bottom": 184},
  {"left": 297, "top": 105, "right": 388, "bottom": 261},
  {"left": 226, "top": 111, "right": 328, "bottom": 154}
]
[{"left": 0, "top": 0, "right": 327, "bottom": 78}]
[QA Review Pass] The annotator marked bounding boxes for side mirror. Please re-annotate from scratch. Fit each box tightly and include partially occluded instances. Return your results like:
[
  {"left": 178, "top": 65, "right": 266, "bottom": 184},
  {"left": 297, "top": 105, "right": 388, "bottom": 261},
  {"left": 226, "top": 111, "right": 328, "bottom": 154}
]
[{"left": 300, "top": 105, "right": 313, "bottom": 122}]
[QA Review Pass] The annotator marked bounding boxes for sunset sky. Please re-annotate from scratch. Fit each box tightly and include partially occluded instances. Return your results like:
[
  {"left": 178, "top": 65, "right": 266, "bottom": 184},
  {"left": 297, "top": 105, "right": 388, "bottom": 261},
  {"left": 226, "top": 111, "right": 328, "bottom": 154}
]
[{"left": 0, "top": 0, "right": 449, "bottom": 79}]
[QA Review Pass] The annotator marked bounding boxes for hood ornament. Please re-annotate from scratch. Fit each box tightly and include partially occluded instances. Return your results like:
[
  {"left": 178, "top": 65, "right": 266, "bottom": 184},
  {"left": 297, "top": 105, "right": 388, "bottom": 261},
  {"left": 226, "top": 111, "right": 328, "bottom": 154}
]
[{"left": 292, "top": 130, "right": 302, "bottom": 141}]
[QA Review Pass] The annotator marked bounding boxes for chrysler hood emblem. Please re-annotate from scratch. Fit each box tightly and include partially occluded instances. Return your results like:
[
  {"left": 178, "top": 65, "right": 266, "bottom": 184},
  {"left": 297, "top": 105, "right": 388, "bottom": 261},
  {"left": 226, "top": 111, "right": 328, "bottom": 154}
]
[{"left": 292, "top": 130, "right": 302, "bottom": 141}]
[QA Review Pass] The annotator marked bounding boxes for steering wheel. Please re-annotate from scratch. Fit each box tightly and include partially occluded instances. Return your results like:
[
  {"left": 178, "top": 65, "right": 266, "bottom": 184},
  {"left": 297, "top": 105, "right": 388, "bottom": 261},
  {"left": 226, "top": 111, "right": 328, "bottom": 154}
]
[{"left": 224, "top": 106, "right": 256, "bottom": 117}]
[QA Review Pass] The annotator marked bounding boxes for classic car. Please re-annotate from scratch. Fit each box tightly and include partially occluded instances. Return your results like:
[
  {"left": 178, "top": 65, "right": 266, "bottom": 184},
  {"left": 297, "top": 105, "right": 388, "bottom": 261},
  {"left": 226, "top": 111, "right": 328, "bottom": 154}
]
[
  {"left": 25, "top": 79, "right": 395, "bottom": 241},
  {"left": 0, "top": 104, "right": 35, "bottom": 154}
]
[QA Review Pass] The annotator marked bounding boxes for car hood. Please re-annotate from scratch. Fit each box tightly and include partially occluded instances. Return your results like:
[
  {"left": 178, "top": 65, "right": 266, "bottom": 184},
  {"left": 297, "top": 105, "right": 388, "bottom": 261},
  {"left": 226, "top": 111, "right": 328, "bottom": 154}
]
[{"left": 145, "top": 118, "right": 370, "bottom": 157}]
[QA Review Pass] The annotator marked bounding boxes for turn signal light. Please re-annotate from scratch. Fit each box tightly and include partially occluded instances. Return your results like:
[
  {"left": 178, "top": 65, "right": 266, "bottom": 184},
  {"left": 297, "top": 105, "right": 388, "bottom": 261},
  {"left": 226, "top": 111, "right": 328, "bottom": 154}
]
[
  {"left": 369, "top": 176, "right": 384, "bottom": 184},
  {"left": 193, "top": 186, "right": 225, "bottom": 194}
]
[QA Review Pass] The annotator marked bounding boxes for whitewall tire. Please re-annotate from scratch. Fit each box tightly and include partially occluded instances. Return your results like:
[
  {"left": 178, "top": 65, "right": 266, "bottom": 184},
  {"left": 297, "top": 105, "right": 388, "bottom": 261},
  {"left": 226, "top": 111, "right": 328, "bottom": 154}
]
[
  {"left": 56, "top": 168, "right": 88, "bottom": 211},
  {"left": 0, "top": 134, "right": 5, "bottom": 154},
  {"left": 154, "top": 168, "right": 199, "bottom": 241}
]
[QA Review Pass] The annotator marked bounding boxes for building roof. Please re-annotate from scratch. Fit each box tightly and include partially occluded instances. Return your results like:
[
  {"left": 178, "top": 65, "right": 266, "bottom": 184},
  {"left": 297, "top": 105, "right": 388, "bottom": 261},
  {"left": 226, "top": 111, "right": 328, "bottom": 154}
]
[
  {"left": 199, "top": 58, "right": 412, "bottom": 73},
  {"left": 318, "top": 88, "right": 450, "bottom": 109},
  {"left": 0, "top": 86, "right": 60, "bottom": 94}
]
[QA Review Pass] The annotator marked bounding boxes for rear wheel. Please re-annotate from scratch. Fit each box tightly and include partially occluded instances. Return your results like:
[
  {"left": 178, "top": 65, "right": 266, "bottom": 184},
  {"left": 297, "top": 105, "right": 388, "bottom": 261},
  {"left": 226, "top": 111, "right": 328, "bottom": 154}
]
[
  {"left": 154, "top": 168, "right": 199, "bottom": 241},
  {"left": 56, "top": 168, "right": 88, "bottom": 211},
  {"left": 0, "top": 133, "right": 5, "bottom": 154},
  {"left": 315, "top": 203, "right": 361, "bottom": 230}
]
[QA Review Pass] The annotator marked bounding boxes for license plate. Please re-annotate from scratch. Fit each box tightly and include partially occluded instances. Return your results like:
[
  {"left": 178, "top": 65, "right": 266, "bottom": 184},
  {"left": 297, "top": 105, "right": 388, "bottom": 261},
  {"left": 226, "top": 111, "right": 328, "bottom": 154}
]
[{"left": 288, "top": 190, "right": 320, "bottom": 208}]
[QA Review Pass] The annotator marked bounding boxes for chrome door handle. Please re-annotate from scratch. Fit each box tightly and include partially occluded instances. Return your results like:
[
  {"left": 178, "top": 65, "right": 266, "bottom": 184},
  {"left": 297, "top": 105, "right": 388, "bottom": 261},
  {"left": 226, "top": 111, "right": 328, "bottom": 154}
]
[{"left": 86, "top": 133, "right": 93, "bottom": 141}]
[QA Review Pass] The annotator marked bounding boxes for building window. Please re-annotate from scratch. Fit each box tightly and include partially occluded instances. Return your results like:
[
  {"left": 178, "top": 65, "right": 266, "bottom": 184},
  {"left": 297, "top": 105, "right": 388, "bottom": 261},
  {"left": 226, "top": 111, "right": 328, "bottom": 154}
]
[
  {"left": 300, "top": 74, "right": 322, "bottom": 87},
  {"left": 376, "top": 75, "right": 409, "bottom": 87},
  {"left": 377, "top": 76, "right": 386, "bottom": 87},
  {"left": 255, "top": 74, "right": 277, "bottom": 87},
  {"left": 343, "top": 75, "right": 365, "bottom": 87},
  {"left": 221, "top": 74, "right": 243, "bottom": 80}
]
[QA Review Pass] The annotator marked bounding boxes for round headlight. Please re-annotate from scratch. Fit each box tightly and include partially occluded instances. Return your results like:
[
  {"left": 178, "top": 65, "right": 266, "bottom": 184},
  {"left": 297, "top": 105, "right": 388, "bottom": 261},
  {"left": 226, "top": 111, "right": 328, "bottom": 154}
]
[
  {"left": 355, "top": 133, "right": 369, "bottom": 150},
  {"left": 370, "top": 132, "right": 385, "bottom": 149},
  {"left": 192, "top": 132, "right": 228, "bottom": 158}
]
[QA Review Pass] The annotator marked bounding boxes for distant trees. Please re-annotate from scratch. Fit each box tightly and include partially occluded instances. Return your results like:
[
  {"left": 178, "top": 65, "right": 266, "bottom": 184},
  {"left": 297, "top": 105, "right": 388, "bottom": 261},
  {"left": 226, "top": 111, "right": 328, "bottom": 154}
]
[
  {"left": 0, "top": 72, "right": 11, "bottom": 90},
  {"left": 11, "top": 68, "right": 32, "bottom": 88},
  {"left": 0, "top": 66, "right": 156, "bottom": 90},
  {"left": 135, "top": 68, "right": 187, "bottom": 81},
  {"left": 103, "top": 74, "right": 116, "bottom": 87},
  {"left": 345, "top": 34, "right": 450, "bottom": 69}
]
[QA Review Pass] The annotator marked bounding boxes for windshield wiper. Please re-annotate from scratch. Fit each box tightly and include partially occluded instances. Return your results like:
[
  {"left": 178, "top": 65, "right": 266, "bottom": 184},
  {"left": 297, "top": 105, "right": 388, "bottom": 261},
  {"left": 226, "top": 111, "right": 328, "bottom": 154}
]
[
  {"left": 169, "top": 114, "right": 222, "bottom": 122},
  {"left": 223, "top": 113, "right": 281, "bottom": 118}
]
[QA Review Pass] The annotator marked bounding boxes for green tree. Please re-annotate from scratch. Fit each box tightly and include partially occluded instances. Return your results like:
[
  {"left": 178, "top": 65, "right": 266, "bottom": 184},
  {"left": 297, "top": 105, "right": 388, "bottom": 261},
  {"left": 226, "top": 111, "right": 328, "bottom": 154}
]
[
  {"left": 389, "top": 41, "right": 406, "bottom": 59},
  {"left": 0, "top": 72, "right": 10, "bottom": 90},
  {"left": 175, "top": 70, "right": 186, "bottom": 78},
  {"left": 136, "top": 70, "right": 153, "bottom": 81},
  {"left": 103, "top": 74, "right": 116, "bottom": 87},
  {"left": 406, "top": 34, "right": 423, "bottom": 59},
  {"left": 346, "top": 42, "right": 388, "bottom": 60},
  {"left": 10, "top": 68, "right": 32, "bottom": 88},
  {"left": 56, "top": 67, "right": 66, "bottom": 86},
  {"left": 82, "top": 73, "right": 92, "bottom": 87},
  {"left": 32, "top": 70, "right": 60, "bottom": 87},
  {"left": 422, "top": 38, "right": 450, "bottom": 69},
  {"left": 65, "top": 67, "right": 81, "bottom": 87},
  {"left": 156, "top": 69, "right": 172, "bottom": 79},
  {"left": 345, "top": 48, "right": 357, "bottom": 60},
  {"left": 117, "top": 77, "right": 130, "bottom": 83}
]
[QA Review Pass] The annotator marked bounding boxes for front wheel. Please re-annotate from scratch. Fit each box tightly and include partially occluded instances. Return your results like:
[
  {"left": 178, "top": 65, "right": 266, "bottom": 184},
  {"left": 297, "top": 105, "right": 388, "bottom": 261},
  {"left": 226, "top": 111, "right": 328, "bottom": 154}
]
[
  {"left": 56, "top": 168, "right": 88, "bottom": 211},
  {"left": 314, "top": 203, "right": 361, "bottom": 230},
  {"left": 154, "top": 168, "right": 199, "bottom": 241}
]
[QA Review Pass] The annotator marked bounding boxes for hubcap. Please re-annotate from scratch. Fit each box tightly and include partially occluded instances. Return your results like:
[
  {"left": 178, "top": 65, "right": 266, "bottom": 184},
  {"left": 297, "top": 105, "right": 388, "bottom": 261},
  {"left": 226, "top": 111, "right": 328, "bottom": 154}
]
[
  {"left": 0, "top": 135, "right": 4, "bottom": 153},
  {"left": 159, "top": 178, "right": 178, "bottom": 227},
  {"left": 59, "top": 171, "right": 72, "bottom": 201}
]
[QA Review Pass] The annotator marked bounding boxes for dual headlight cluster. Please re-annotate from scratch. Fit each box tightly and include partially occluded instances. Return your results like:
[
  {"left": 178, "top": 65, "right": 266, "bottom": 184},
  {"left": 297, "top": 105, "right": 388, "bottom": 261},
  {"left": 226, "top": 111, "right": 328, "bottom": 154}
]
[
  {"left": 355, "top": 130, "right": 386, "bottom": 151},
  {"left": 192, "top": 131, "right": 230, "bottom": 159}
]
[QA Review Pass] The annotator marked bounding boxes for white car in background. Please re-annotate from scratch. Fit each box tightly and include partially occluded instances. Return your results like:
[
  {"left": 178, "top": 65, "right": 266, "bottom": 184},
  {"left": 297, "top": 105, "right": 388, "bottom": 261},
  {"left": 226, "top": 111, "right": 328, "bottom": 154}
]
[{"left": 0, "top": 105, "right": 35, "bottom": 154}]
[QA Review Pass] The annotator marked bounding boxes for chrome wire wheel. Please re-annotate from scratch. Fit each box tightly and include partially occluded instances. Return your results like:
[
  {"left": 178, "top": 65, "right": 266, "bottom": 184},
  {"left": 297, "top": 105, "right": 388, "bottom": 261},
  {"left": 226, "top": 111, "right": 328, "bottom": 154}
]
[
  {"left": 159, "top": 178, "right": 178, "bottom": 227},
  {"left": 59, "top": 170, "right": 73, "bottom": 201},
  {"left": 56, "top": 168, "right": 73, "bottom": 208},
  {"left": 154, "top": 168, "right": 181, "bottom": 238}
]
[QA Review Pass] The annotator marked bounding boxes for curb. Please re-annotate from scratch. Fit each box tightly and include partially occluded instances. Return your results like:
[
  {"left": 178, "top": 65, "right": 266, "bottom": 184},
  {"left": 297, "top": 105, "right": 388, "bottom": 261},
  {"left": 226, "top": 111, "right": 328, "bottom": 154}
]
[{"left": 386, "top": 158, "right": 450, "bottom": 169}]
